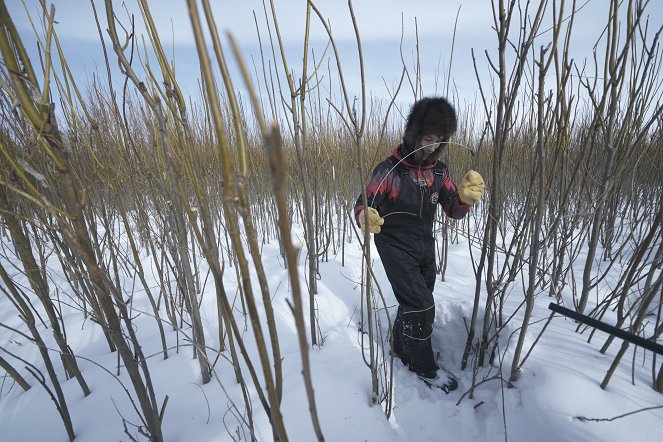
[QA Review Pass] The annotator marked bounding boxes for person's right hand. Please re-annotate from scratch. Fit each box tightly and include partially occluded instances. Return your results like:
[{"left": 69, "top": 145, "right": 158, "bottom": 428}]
[{"left": 359, "top": 207, "right": 384, "bottom": 234}]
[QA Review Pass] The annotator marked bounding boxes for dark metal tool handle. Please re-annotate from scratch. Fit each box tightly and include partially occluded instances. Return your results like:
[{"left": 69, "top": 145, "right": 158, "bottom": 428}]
[{"left": 548, "top": 302, "right": 663, "bottom": 356}]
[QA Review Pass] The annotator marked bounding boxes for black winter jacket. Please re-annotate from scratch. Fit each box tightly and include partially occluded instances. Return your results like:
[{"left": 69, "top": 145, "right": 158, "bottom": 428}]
[{"left": 354, "top": 145, "right": 470, "bottom": 257}]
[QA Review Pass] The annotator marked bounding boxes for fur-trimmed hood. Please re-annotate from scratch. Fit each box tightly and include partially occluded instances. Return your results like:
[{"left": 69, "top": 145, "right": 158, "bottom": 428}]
[{"left": 402, "top": 97, "right": 457, "bottom": 165}]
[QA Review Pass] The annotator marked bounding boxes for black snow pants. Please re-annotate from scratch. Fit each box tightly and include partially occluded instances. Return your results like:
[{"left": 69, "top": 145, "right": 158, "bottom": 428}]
[{"left": 376, "top": 238, "right": 439, "bottom": 378}]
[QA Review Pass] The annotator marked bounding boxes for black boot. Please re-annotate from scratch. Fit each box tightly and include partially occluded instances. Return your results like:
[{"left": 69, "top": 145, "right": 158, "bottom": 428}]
[{"left": 418, "top": 367, "right": 458, "bottom": 393}]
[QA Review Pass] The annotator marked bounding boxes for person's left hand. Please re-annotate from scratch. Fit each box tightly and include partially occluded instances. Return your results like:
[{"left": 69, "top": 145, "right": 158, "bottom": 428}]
[{"left": 458, "top": 170, "right": 485, "bottom": 205}]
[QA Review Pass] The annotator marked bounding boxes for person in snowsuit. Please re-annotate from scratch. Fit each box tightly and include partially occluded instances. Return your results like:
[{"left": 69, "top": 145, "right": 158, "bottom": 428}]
[{"left": 354, "top": 97, "right": 484, "bottom": 392}]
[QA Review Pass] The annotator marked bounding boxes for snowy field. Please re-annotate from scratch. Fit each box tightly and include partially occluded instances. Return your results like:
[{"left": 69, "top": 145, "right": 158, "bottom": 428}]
[{"left": 1, "top": 221, "right": 662, "bottom": 442}]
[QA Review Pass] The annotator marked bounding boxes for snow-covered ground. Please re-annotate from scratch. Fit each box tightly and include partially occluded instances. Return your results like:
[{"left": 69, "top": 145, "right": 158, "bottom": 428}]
[{"left": 1, "top": 221, "right": 662, "bottom": 442}]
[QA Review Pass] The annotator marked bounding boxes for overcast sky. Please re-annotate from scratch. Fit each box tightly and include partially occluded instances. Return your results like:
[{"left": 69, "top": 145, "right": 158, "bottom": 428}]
[{"left": 6, "top": 0, "right": 663, "bottom": 123}]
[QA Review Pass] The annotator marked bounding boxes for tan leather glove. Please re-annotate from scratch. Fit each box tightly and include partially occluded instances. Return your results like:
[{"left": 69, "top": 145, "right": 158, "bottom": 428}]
[
  {"left": 358, "top": 207, "right": 384, "bottom": 234},
  {"left": 458, "top": 170, "right": 485, "bottom": 205}
]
